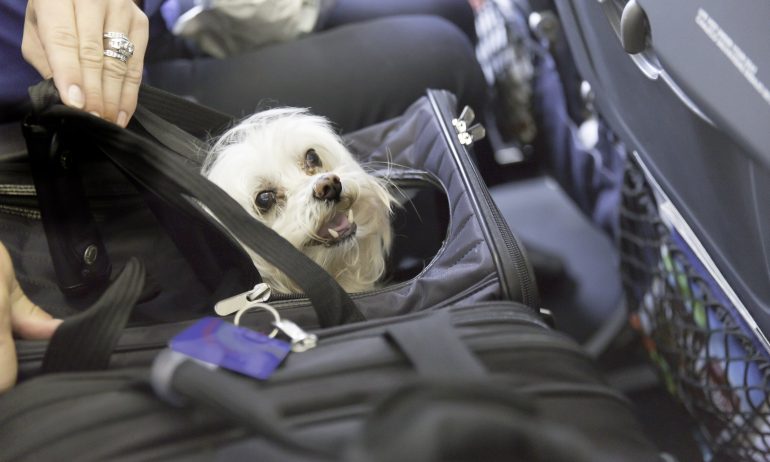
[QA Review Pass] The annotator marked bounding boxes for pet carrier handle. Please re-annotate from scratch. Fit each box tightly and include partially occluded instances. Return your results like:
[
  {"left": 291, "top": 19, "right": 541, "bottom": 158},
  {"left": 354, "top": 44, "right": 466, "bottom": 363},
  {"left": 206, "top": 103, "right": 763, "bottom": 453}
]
[
  {"left": 386, "top": 311, "right": 487, "bottom": 378},
  {"left": 26, "top": 80, "right": 364, "bottom": 328},
  {"left": 151, "top": 349, "right": 333, "bottom": 459},
  {"left": 22, "top": 111, "right": 112, "bottom": 296},
  {"left": 42, "top": 258, "right": 146, "bottom": 372}
]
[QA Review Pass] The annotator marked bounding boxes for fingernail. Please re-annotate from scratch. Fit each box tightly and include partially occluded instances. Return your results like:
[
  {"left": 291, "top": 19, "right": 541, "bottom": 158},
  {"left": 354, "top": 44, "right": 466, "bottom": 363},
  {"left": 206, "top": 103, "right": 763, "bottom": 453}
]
[
  {"left": 89, "top": 111, "right": 100, "bottom": 118},
  {"left": 117, "top": 111, "right": 128, "bottom": 127},
  {"left": 67, "top": 85, "right": 84, "bottom": 109}
]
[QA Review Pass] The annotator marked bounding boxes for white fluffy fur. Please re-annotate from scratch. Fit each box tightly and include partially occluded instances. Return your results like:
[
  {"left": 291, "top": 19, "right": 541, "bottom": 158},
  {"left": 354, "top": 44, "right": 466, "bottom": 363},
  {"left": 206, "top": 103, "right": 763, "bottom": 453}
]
[{"left": 202, "top": 108, "right": 396, "bottom": 294}]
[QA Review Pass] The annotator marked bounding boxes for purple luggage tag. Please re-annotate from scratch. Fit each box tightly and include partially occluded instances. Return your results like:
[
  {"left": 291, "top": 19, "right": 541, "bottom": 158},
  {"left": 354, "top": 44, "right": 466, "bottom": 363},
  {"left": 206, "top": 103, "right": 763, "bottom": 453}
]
[{"left": 170, "top": 316, "right": 291, "bottom": 380}]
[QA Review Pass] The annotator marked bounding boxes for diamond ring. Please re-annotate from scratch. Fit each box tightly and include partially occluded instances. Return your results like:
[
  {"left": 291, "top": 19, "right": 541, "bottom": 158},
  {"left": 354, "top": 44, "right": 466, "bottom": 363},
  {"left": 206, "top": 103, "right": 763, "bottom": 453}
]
[{"left": 102, "top": 32, "right": 134, "bottom": 62}]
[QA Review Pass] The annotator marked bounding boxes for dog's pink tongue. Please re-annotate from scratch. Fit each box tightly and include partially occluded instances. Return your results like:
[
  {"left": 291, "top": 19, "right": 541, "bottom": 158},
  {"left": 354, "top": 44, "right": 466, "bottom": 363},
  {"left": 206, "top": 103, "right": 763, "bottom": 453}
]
[{"left": 318, "top": 212, "right": 351, "bottom": 239}]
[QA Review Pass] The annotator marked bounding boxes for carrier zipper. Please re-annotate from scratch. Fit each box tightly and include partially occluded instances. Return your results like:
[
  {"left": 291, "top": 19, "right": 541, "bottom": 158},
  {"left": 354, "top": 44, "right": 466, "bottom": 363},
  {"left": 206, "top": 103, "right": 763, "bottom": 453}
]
[
  {"left": 0, "top": 186, "right": 147, "bottom": 219},
  {"left": 310, "top": 302, "right": 544, "bottom": 339},
  {"left": 17, "top": 303, "right": 543, "bottom": 363},
  {"left": 426, "top": 90, "right": 537, "bottom": 307}
]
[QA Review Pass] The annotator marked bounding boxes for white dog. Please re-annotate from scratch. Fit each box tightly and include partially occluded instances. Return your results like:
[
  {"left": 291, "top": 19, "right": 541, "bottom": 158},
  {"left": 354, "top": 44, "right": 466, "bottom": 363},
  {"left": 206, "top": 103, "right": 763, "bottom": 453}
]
[{"left": 202, "top": 108, "right": 396, "bottom": 294}]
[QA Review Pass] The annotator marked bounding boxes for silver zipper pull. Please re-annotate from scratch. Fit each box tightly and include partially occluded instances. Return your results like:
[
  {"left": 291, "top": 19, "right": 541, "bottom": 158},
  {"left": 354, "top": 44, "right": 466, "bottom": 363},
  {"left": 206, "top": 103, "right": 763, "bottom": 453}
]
[
  {"left": 458, "top": 124, "right": 487, "bottom": 146},
  {"left": 460, "top": 123, "right": 487, "bottom": 146},
  {"left": 452, "top": 106, "right": 485, "bottom": 146},
  {"left": 214, "top": 283, "right": 272, "bottom": 316},
  {"left": 452, "top": 106, "right": 476, "bottom": 133},
  {"left": 272, "top": 319, "right": 318, "bottom": 352}
]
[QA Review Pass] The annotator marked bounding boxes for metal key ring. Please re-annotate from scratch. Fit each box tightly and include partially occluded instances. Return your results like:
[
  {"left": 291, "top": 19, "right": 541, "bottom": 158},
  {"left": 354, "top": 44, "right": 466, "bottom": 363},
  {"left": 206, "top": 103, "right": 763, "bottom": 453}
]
[{"left": 233, "top": 302, "right": 280, "bottom": 338}]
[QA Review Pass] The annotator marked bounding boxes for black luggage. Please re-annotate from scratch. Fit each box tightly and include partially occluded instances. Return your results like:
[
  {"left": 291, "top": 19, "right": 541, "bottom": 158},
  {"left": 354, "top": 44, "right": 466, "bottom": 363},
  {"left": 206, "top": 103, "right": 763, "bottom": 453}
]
[
  {"left": 552, "top": 0, "right": 770, "bottom": 459},
  {"left": 0, "top": 301, "right": 660, "bottom": 462}
]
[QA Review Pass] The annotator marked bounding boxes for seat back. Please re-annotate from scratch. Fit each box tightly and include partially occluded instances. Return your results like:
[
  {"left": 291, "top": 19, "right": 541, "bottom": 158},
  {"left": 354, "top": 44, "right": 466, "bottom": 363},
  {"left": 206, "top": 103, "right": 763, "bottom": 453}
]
[{"left": 554, "top": 1, "right": 770, "bottom": 459}]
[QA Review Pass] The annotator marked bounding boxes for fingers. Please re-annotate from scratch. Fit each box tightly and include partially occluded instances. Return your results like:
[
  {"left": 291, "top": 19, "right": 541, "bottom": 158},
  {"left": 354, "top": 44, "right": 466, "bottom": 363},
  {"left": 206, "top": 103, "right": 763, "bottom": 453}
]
[
  {"left": 0, "top": 289, "right": 18, "bottom": 394},
  {"left": 9, "top": 291, "right": 62, "bottom": 341},
  {"left": 0, "top": 244, "right": 62, "bottom": 340},
  {"left": 75, "top": 0, "right": 109, "bottom": 118},
  {"left": 101, "top": 3, "right": 134, "bottom": 125},
  {"left": 118, "top": 11, "right": 149, "bottom": 127},
  {"left": 21, "top": 5, "right": 53, "bottom": 79},
  {"left": 32, "top": 0, "right": 85, "bottom": 109},
  {"left": 0, "top": 243, "right": 61, "bottom": 393},
  {"left": 0, "top": 279, "right": 61, "bottom": 394},
  {"left": 22, "top": 0, "right": 148, "bottom": 126}
]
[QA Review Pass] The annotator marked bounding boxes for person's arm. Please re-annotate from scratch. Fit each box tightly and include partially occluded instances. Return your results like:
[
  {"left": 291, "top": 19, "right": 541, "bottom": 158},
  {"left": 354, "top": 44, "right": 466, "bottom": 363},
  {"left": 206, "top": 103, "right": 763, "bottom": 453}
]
[
  {"left": 0, "top": 243, "right": 61, "bottom": 393},
  {"left": 21, "top": 0, "right": 150, "bottom": 127}
]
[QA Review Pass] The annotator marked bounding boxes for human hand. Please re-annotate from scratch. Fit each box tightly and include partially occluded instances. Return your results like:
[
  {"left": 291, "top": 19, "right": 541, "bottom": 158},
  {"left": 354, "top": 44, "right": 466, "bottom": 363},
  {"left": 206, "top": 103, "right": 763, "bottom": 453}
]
[
  {"left": 21, "top": 0, "right": 149, "bottom": 127},
  {"left": 0, "top": 242, "right": 61, "bottom": 393}
]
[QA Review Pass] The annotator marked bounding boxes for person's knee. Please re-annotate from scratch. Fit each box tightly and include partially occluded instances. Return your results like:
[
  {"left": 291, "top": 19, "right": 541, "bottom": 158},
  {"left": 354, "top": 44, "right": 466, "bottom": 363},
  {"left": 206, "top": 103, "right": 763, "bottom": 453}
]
[
  {"left": 381, "top": 15, "right": 486, "bottom": 111},
  {"left": 418, "top": 0, "right": 477, "bottom": 43}
]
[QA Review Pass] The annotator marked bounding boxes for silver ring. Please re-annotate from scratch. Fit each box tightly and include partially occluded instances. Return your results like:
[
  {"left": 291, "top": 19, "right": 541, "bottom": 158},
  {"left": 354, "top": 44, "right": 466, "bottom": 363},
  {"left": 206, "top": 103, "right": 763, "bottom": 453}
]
[
  {"left": 233, "top": 302, "right": 281, "bottom": 338},
  {"left": 102, "top": 32, "right": 134, "bottom": 61},
  {"left": 103, "top": 49, "right": 128, "bottom": 63}
]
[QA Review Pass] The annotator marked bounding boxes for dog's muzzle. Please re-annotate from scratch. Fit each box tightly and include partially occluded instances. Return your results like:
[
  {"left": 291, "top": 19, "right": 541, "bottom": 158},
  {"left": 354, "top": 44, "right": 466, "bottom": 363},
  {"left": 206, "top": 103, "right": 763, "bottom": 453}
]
[
  {"left": 310, "top": 175, "right": 358, "bottom": 247},
  {"left": 313, "top": 174, "right": 342, "bottom": 202}
]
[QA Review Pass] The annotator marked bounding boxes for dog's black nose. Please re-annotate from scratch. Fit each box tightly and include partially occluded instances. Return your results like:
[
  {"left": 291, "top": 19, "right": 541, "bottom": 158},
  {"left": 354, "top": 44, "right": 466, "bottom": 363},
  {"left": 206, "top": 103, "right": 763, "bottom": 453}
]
[{"left": 313, "top": 174, "right": 342, "bottom": 201}]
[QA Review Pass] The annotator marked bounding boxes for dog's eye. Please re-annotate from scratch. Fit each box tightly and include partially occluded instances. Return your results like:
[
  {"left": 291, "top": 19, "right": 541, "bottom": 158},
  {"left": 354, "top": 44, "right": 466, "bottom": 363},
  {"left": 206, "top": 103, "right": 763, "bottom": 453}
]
[
  {"left": 254, "top": 190, "right": 277, "bottom": 212},
  {"left": 305, "top": 149, "right": 322, "bottom": 169}
]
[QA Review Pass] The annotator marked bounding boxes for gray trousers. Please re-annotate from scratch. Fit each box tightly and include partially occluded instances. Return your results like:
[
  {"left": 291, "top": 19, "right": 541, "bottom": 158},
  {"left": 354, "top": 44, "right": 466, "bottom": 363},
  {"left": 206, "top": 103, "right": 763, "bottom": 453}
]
[{"left": 144, "top": 2, "right": 485, "bottom": 132}]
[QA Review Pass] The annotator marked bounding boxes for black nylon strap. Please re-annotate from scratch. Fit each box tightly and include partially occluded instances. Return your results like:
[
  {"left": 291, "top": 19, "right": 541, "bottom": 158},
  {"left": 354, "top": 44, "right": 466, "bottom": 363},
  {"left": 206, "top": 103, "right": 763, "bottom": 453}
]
[
  {"left": 42, "top": 258, "right": 146, "bottom": 372},
  {"left": 387, "top": 311, "right": 487, "bottom": 378},
  {"left": 137, "top": 85, "right": 232, "bottom": 138},
  {"left": 166, "top": 356, "right": 332, "bottom": 459},
  {"left": 29, "top": 88, "right": 363, "bottom": 327},
  {"left": 133, "top": 105, "right": 207, "bottom": 164}
]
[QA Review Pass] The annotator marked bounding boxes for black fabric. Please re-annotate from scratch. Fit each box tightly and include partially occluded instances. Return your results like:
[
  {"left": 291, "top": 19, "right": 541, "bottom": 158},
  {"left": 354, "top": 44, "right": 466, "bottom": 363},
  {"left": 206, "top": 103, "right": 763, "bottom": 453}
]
[{"left": 42, "top": 258, "right": 146, "bottom": 372}]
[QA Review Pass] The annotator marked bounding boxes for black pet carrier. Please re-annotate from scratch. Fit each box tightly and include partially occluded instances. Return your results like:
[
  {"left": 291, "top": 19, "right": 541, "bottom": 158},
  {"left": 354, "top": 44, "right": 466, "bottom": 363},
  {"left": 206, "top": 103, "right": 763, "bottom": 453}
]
[{"left": 1, "top": 81, "right": 538, "bottom": 377}]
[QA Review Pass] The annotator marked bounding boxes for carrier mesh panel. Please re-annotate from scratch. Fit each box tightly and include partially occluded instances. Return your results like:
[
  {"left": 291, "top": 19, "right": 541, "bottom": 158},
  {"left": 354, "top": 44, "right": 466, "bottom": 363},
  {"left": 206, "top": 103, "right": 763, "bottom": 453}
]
[{"left": 620, "top": 158, "right": 770, "bottom": 462}]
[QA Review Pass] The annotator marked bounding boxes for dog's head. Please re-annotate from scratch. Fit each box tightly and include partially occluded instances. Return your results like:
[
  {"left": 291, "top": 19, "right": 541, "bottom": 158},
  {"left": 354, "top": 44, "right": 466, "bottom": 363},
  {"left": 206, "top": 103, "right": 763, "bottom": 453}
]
[{"left": 203, "top": 108, "right": 395, "bottom": 293}]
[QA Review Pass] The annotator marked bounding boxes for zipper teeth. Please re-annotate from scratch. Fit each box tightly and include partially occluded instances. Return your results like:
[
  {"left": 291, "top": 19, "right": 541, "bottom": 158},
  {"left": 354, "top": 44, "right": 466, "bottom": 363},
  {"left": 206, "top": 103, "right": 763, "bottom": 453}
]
[
  {"left": 0, "top": 184, "right": 36, "bottom": 196},
  {"left": 426, "top": 91, "right": 537, "bottom": 307},
  {"left": 273, "top": 330, "right": 589, "bottom": 382},
  {"left": 18, "top": 304, "right": 541, "bottom": 359},
  {"left": 0, "top": 204, "right": 41, "bottom": 219},
  {"left": 316, "top": 307, "right": 545, "bottom": 344},
  {"left": 484, "top": 186, "right": 537, "bottom": 305}
]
